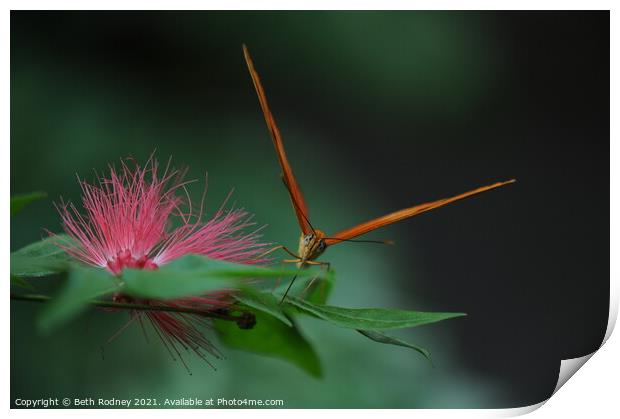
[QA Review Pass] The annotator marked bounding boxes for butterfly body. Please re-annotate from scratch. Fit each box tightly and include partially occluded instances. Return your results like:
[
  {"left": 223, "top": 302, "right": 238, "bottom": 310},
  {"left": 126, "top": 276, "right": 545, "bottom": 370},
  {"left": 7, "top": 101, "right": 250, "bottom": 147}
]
[{"left": 297, "top": 231, "right": 328, "bottom": 268}]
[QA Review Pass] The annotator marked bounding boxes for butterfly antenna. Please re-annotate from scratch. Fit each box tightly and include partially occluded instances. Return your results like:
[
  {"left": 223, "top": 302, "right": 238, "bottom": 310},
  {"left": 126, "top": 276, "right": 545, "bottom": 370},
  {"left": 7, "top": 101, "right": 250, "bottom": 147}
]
[
  {"left": 280, "top": 175, "right": 317, "bottom": 234},
  {"left": 324, "top": 237, "right": 395, "bottom": 245}
]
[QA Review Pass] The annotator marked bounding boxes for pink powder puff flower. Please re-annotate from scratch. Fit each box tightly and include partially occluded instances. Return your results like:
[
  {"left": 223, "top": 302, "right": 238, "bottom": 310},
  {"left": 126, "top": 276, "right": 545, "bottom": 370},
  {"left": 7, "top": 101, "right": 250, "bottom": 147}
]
[{"left": 53, "top": 156, "right": 269, "bottom": 368}]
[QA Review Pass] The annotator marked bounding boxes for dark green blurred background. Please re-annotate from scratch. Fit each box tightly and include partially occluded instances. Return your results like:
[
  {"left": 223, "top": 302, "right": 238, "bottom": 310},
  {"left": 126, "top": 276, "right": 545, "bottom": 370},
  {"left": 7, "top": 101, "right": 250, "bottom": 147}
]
[{"left": 11, "top": 11, "right": 609, "bottom": 408}]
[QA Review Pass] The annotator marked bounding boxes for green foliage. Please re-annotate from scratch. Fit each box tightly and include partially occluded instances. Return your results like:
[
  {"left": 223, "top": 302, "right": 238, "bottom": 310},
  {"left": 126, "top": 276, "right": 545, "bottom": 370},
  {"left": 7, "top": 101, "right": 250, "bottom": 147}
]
[
  {"left": 266, "top": 268, "right": 335, "bottom": 305},
  {"left": 305, "top": 269, "right": 336, "bottom": 305},
  {"left": 38, "top": 265, "right": 119, "bottom": 334},
  {"left": 10, "top": 235, "right": 74, "bottom": 277},
  {"left": 10, "top": 235, "right": 466, "bottom": 373},
  {"left": 10, "top": 191, "right": 47, "bottom": 216},
  {"left": 121, "top": 255, "right": 310, "bottom": 300},
  {"left": 358, "top": 330, "right": 432, "bottom": 365},
  {"left": 215, "top": 310, "right": 322, "bottom": 378},
  {"left": 285, "top": 297, "right": 466, "bottom": 330},
  {"left": 233, "top": 289, "right": 292, "bottom": 327},
  {"left": 11, "top": 275, "right": 34, "bottom": 291}
]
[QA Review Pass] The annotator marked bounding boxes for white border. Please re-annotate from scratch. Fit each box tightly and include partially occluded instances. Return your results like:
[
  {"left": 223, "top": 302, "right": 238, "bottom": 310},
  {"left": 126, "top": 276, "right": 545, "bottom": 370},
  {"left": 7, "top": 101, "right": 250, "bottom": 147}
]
[
  {"left": 5, "top": 2, "right": 616, "bottom": 418},
  {"left": 0, "top": 1, "right": 616, "bottom": 10}
]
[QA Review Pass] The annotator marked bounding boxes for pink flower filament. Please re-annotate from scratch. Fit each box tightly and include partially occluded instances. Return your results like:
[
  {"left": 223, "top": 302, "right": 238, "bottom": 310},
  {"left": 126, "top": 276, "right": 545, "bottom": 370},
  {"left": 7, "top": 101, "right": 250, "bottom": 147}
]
[{"left": 53, "top": 156, "right": 269, "bottom": 367}]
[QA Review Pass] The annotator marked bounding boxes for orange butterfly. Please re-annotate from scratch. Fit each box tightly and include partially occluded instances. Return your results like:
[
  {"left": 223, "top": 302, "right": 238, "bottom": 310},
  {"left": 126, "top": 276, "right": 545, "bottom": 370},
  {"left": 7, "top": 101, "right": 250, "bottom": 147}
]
[{"left": 243, "top": 45, "right": 515, "bottom": 274}]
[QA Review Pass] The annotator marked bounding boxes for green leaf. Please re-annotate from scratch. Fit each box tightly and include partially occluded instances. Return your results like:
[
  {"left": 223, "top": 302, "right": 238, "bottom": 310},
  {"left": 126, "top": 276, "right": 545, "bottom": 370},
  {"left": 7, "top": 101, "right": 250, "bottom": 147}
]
[
  {"left": 358, "top": 330, "right": 433, "bottom": 365},
  {"left": 268, "top": 267, "right": 334, "bottom": 304},
  {"left": 11, "top": 191, "right": 47, "bottom": 216},
  {"left": 38, "top": 265, "right": 119, "bottom": 334},
  {"left": 233, "top": 289, "right": 292, "bottom": 327},
  {"left": 305, "top": 269, "right": 336, "bottom": 305},
  {"left": 285, "top": 298, "right": 466, "bottom": 330},
  {"left": 10, "top": 275, "right": 34, "bottom": 291},
  {"left": 11, "top": 235, "right": 74, "bottom": 277},
  {"left": 121, "top": 254, "right": 310, "bottom": 300},
  {"left": 215, "top": 310, "right": 322, "bottom": 378}
]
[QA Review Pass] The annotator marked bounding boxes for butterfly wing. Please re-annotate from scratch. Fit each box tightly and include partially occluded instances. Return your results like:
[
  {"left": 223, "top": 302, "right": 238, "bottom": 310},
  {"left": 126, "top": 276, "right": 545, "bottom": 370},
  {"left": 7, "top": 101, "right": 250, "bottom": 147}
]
[
  {"left": 243, "top": 45, "right": 312, "bottom": 234},
  {"left": 324, "top": 179, "right": 516, "bottom": 245}
]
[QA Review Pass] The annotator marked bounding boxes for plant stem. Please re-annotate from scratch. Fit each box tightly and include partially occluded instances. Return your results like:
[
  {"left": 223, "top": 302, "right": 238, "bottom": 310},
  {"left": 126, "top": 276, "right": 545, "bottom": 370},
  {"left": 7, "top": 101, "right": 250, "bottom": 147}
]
[{"left": 10, "top": 293, "right": 256, "bottom": 329}]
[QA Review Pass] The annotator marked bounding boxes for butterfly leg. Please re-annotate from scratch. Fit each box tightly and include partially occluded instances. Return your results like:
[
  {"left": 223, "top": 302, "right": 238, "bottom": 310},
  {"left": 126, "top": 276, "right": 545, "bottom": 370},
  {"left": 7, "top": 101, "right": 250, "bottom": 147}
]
[
  {"left": 304, "top": 261, "right": 331, "bottom": 268},
  {"left": 270, "top": 258, "right": 302, "bottom": 293},
  {"left": 256, "top": 245, "right": 300, "bottom": 260},
  {"left": 299, "top": 261, "right": 331, "bottom": 301},
  {"left": 275, "top": 259, "right": 303, "bottom": 304}
]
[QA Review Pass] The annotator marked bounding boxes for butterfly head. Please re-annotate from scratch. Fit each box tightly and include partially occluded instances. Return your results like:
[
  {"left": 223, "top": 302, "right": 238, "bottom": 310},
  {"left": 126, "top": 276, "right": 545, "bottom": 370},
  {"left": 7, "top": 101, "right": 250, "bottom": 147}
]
[{"left": 298, "top": 230, "right": 327, "bottom": 267}]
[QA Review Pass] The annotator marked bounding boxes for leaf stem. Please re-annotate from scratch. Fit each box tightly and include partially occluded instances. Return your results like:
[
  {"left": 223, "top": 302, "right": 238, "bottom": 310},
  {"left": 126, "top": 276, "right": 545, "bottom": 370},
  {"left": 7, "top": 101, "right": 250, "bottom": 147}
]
[{"left": 10, "top": 293, "right": 256, "bottom": 329}]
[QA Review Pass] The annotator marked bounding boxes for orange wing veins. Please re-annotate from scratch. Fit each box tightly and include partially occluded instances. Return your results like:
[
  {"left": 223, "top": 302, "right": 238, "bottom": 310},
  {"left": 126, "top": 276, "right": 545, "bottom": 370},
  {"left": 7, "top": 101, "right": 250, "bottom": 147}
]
[
  {"left": 243, "top": 44, "right": 312, "bottom": 235},
  {"left": 324, "top": 179, "right": 516, "bottom": 246}
]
